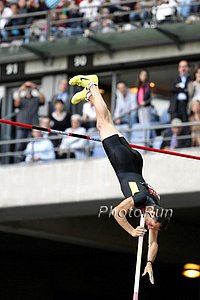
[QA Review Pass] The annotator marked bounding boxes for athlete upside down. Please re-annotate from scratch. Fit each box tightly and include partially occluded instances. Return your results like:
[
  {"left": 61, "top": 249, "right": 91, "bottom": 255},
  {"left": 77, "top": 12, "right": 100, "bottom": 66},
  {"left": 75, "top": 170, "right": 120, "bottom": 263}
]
[{"left": 69, "top": 74, "right": 173, "bottom": 284}]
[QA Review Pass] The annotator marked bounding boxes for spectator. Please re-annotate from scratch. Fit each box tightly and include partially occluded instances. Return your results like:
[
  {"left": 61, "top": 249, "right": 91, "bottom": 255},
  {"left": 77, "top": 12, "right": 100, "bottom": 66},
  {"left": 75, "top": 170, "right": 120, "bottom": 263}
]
[
  {"left": 188, "top": 64, "right": 200, "bottom": 106},
  {"left": 79, "top": 0, "right": 101, "bottom": 28},
  {"left": 129, "top": 1, "right": 150, "bottom": 27},
  {"left": 189, "top": 100, "right": 200, "bottom": 146},
  {"left": 169, "top": 60, "right": 191, "bottom": 122},
  {"left": 4, "top": 3, "right": 25, "bottom": 41},
  {"left": 50, "top": 99, "right": 71, "bottom": 131},
  {"left": 152, "top": 0, "right": 177, "bottom": 23},
  {"left": 178, "top": 0, "right": 193, "bottom": 19},
  {"left": 0, "top": 0, "right": 12, "bottom": 40},
  {"left": 64, "top": 0, "right": 83, "bottom": 37},
  {"left": 58, "top": 114, "right": 87, "bottom": 159},
  {"left": 161, "top": 118, "right": 191, "bottom": 149},
  {"left": 136, "top": 69, "right": 152, "bottom": 124},
  {"left": 39, "top": 116, "right": 51, "bottom": 138},
  {"left": 24, "top": 129, "right": 55, "bottom": 163},
  {"left": 114, "top": 81, "right": 137, "bottom": 125},
  {"left": 81, "top": 101, "right": 97, "bottom": 129},
  {"left": 14, "top": 81, "right": 45, "bottom": 162},
  {"left": 49, "top": 78, "right": 71, "bottom": 114}
]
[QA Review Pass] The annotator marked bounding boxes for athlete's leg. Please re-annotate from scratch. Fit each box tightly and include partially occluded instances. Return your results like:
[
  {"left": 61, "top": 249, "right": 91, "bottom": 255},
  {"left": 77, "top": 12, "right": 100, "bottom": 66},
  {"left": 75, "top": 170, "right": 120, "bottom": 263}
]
[{"left": 88, "top": 85, "right": 121, "bottom": 141}]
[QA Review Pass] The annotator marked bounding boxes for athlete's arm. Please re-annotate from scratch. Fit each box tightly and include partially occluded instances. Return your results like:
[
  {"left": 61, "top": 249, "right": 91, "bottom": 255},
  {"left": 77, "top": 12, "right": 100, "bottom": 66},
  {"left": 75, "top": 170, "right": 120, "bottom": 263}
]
[
  {"left": 112, "top": 197, "right": 146, "bottom": 238},
  {"left": 142, "top": 229, "right": 158, "bottom": 284}
]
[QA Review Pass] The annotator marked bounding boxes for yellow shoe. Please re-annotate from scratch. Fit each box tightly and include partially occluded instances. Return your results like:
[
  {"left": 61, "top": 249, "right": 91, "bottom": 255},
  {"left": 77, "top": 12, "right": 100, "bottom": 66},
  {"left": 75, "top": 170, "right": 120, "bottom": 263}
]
[
  {"left": 71, "top": 87, "right": 91, "bottom": 105},
  {"left": 69, "top": 75, "right": 98, "bottom": 88}
]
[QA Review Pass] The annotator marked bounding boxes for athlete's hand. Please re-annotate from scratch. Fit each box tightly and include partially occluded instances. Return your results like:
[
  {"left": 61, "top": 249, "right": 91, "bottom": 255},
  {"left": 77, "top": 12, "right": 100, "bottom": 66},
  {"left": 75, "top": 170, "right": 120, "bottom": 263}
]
[
  {"left": 142, "top": 262, "right": 154, "bottom": 284},
  {"left": 131, "top": 226, "right": 147, "bottom": 237}
]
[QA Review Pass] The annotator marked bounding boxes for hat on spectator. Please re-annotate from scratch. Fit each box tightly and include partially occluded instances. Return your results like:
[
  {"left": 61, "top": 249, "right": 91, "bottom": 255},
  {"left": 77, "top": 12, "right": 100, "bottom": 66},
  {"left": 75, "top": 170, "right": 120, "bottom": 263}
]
[{"left": 171, "top": 118, "right": 182, "bottom": 127}]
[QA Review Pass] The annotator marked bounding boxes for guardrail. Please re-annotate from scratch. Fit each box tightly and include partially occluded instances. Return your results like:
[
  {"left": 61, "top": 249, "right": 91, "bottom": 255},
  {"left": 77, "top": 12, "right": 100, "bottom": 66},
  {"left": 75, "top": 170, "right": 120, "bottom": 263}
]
[
  {"left": 0, "top": 120, "right": 199, "bottom": 164},
  {"left": 0, "top": 0, "right": 200, "bottom": 46}
]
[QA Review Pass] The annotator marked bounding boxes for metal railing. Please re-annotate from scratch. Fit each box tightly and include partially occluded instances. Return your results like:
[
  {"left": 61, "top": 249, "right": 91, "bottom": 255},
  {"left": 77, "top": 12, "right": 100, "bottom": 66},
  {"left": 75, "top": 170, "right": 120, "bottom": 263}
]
[
  {"left": 0, "top": 120, "right": 199, "bottom": 165},
  {"left": 0, "top": 0, "right": 200, "bottom": 46}
]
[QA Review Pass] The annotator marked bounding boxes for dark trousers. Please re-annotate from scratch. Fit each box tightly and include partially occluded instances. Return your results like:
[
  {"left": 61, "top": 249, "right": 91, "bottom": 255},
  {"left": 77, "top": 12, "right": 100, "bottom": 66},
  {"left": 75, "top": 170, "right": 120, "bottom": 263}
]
[{"left": 170, "top": 100, "right": 188, "bottom": 122}]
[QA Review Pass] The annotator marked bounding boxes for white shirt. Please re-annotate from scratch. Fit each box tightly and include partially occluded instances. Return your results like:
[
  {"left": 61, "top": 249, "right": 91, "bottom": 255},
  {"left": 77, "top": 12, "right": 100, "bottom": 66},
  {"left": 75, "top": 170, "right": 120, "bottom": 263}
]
[
  {"left": 0, "top": 7, "right": 12, "bottom": 30},
  {"left": 79, "top": 0, "right": 100, "bottom": 19},
  {"left": 177, "top": 75, "right": 188, "bottom": 101},
  {"left": 59, "top": 127, "right": 87, "bottom": 159},
  {"left": 114, "top": 90, "right": 137, "bottom": 118},
  {"left": 82, "top": 102, "right": 96, "bottom": 119},
  {"left": 24, "top": 138, "right": 55, "bottom": 162}
]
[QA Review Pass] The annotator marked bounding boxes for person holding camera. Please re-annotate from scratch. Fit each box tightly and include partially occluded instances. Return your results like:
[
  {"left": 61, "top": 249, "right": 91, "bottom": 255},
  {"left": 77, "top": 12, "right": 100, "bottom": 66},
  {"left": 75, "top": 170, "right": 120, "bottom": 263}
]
[{"left": 14, "top": 81, "right": 45, "bottom": 162}]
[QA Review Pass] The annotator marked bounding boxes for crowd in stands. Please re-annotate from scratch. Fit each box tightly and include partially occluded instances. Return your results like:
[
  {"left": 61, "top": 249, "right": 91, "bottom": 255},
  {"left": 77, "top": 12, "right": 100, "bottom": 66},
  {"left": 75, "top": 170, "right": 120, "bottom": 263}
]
[
  {"left": 0, "top": 0, "right": 200, "bottom": 45},
  {"left": 8, "top": 59, "right": 200, "bottom": 164}
]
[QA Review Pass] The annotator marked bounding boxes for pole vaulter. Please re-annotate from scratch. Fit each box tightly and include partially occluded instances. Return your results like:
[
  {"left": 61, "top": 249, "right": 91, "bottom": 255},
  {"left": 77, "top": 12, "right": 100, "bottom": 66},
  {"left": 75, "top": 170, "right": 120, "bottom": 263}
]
[
  {"left": 0, "top": 118, "right": 200, "bottom": 160},
  {"left": 0, "top": 74, "right": 198, "bottom": 300}
]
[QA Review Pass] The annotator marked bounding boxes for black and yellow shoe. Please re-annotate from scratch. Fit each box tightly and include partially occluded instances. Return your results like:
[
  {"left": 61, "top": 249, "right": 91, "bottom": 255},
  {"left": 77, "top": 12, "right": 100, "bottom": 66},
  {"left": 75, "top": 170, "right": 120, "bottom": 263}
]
[
  {"left": 69, "top": 75, "right": 98, "bottom": 88},
  {"left": 71, "top": 87, "right": 91, "bottom": 105}
]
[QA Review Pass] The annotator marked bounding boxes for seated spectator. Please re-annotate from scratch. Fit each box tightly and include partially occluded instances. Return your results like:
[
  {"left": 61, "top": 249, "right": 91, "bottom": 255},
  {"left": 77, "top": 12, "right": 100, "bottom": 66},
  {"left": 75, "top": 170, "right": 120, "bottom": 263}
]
[
  {"left": 0, "top": 0, "right": 12, "bottom": 40},
  {"left": 178, "top": 0, "right": 193, "bottom": 19},
  {"left": 58, "top": 114, "right": 87, "bottom": 159},
  {"left": 49, "top": 78, "right": 71, "bottom": 114},
  {"left": 161, "top": 118, "right": 191, "bottom": 149},
  {"left": 129, "top": 1, "right": 150, "bottom": 27},
  {"left": 79, "top": 0, "right": 101, "bottom": 28},
  {"left": 64, "top": 0, "right": 83, "bottom": 37},
  {"left": 39, "top": 116, "right": 51, "bottom": 138},
  {"left": 4, "top": 3, "right": 25, "bottom": 41},
  {"left": 152, "top": 0, "right": 177, "bottom": 23},
  {"left": 189, "top": 101, "right": 200, "bottom": 147},
  {"left": 114, "top": 81, "right": 137, "bottom": 126},
  {"left": 81, "top": 101, "right": 97, "bottom": 129},
  {"left": 24, "top": 129, "right": 55, "bottom": 163},
  {"left": 169, "top": 60, "right": 191, "bottom": 122},
  {"left": 14, "top": 81, "right": 45, "bottom": 162},
  {"left": 136, "top": 69, "right": 152, "bottom": 124},
  {"left": 188, "top": 64, "right": 200, "bottom": 108}
]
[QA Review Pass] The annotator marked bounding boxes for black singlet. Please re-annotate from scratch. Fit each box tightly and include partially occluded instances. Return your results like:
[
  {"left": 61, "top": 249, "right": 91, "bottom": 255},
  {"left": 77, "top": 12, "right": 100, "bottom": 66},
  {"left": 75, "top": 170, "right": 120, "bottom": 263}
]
[{"left": 102, "top": 134, "right": 160, "bottom": 208}]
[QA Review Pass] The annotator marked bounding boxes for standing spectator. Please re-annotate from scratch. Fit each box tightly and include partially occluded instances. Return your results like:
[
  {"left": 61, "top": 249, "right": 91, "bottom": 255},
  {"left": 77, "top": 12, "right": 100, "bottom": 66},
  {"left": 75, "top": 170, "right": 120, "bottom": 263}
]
[
  {"left": 169, "top": 60, "right": 191, "bottom": 122},
  {"left": 50, "top": 99, "right": 71, "bottom": 132},
  {"left": 188, "top": 64, "right": 200, "bottom": 107},
  {"left": 49, "top": 78, "right": 71, "bottom": 114},
  {"left": 24, "top": 129, "right": 55, "bottom": 163},
  {"left": 0, "top": 0, "right": 12, "bottom": 40},
  {"left": 114, "top": 81, "right": 137, "bottom": 125},
  {"left": 161, "top": 118, "right": 191, "bottom": 149},
  {"left": 4, "top": 3, "right": 25, "bottom": 41},
  {"left": 14, "top": 81, "right": 45, "bottom": 162},
  {"left": 81, "top": 101, "right": 97, "bottom": 129},
  {"left": 136, "top": 69, "right": 152, "bottom": 124},
  {"left": 189, "top": 101, "right": 200, "bottom": 147},
  {"left": 58, "top": 114, "right": 87, "bottom": 159}
]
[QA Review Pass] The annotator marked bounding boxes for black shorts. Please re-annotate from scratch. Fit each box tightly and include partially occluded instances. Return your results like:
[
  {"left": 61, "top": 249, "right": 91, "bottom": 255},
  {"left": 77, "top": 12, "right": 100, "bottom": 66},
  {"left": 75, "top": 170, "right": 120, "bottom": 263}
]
[
  {"left": 102, "top": 134, "right": 159, "bottom": 208},
  {"left": 102, "top": 134, "right": 143, "bottom": 175}
]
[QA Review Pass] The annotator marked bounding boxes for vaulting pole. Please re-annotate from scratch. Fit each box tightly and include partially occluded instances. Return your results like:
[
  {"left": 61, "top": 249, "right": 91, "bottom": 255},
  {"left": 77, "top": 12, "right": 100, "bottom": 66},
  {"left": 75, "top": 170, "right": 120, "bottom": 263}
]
[
  {"left": 0, "top": 119, "right": 200, "bottom": 160},
  {"left": 133, "top": 214, "right": 145, "bottom": 300}
]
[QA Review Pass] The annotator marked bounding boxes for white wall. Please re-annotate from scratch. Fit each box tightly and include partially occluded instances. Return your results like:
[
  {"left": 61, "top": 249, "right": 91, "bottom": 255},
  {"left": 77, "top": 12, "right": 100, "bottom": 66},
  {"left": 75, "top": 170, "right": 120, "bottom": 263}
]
[{"left": 1, "top": 147, "right": 200, "bottom": 209}]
